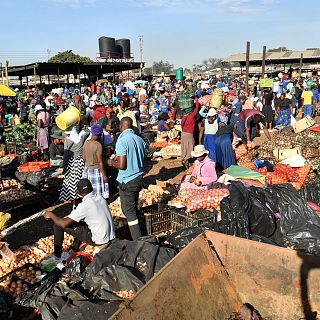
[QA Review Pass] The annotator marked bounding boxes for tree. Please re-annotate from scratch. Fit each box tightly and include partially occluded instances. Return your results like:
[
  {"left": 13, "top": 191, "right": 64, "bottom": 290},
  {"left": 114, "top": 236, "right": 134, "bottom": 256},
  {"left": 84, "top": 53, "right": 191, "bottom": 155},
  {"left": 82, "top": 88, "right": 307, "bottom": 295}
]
[
  {"left": 184, "top": 68, "right": 192, "bottom": 76},
  {"left": 306, "top": 48, "right": 320, "bottom": 50},
  {"left": 152, "top": 60, "right": 174, "bottom": 75},
  {"left": 143, "top": 67, "right": 153, "bottom": 76},
  {"left": 48, "top": 51, "right": 93, "bottom": 63},
  {"left": 267, "top": 47, "right": 291, "bottom": 52}
]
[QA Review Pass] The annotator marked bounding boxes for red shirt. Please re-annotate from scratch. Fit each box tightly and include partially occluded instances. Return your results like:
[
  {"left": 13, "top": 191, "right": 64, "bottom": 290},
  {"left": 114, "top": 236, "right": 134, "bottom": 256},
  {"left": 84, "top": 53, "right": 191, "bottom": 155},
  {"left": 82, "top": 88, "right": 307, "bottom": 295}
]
[
  {"left": 181, "top": 101, "right": 200, "bottom": 134},
  {"left": 93, "top": 106, "right": 107, "bottom": 123}
]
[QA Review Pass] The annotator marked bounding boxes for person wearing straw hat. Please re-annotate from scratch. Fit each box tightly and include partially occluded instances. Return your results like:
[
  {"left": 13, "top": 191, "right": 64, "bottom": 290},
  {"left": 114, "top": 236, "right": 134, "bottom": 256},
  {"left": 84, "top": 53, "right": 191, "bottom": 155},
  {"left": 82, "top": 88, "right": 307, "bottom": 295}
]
[
  {"left": 49, "top": 130, "right": 64, "bottom": 167},
  {"left": 180, "top": 145, "right": 217, "bottom": 190}
]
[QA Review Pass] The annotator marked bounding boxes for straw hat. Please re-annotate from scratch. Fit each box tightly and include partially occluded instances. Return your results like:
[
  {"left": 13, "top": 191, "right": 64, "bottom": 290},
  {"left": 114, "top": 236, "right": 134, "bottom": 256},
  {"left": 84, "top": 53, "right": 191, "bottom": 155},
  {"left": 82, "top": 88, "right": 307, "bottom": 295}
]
[
  {"left": 207, "top": 108, "right": 217, "bottom": 117},
  {"left": 34, "top": 105, "right": 44, "bottom": 113},
  {"left": 191, "top": 145, "right": 209, "bottom": 158}
]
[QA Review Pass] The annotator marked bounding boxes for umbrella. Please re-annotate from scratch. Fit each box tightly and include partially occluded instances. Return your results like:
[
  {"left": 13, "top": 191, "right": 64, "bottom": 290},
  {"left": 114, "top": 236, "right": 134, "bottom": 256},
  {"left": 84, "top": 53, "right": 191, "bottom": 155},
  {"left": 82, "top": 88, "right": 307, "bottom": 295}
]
[{"left": 0, "top": 85, "right": 16, "bottom": 97}]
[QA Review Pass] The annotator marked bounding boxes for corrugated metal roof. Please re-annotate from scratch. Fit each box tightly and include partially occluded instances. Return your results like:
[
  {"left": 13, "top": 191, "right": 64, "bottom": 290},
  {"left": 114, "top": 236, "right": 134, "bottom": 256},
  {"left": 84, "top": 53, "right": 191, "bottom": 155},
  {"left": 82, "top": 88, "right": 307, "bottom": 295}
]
[{"left": 225, "top": 50, "right": 320, "bottom": 62}]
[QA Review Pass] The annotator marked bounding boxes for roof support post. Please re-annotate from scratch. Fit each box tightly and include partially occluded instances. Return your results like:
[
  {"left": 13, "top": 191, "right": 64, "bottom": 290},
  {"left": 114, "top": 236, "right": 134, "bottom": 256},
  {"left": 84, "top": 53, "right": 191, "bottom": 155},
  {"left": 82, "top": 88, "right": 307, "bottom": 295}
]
[
  {"left": 245, "top": 41, "right": 250, "bottom": 93},
  {"left": 299, "top": 53, "right": 303, "bottom": 78},
  {"left": 262, "top": 45, "right": 266, "bottom": 78}
]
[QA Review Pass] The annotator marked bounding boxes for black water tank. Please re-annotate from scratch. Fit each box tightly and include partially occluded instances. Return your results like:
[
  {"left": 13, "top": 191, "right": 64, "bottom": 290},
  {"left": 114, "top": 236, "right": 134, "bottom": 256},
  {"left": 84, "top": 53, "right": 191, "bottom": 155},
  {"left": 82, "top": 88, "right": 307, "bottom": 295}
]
[
  {"left": 99, "top": 37, "right": 116, "bottom": 57},
  {"left": 115, "top": 44, "right": 122, "bottom": 58},
  {"left": 116, "top": 39, "right": 131, "bottom": 58}
]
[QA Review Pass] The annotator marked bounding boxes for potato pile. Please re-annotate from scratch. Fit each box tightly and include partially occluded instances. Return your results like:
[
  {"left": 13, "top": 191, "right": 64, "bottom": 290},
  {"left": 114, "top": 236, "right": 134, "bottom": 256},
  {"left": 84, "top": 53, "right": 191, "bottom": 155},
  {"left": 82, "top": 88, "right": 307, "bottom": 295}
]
[
  {"left": 109, "top": 198, "right": 125, "bottom": 219},
  {"left": 34, "top": 234, "right": 74, "bottom": 255},
  {"left": 0, "top": 189, "right": 36, "bottom": 203},
  {"left": 138, "top": 189, "right": 163, "bottom": 207},
  {"left": 0, "top": 179, "right": 20, "bottom": 191},
  {"left": 0, "top": 266, "right": 41, "bottom": 299},
  {"left": 109, "top": 189, "right": 163, "bottom": 219}
]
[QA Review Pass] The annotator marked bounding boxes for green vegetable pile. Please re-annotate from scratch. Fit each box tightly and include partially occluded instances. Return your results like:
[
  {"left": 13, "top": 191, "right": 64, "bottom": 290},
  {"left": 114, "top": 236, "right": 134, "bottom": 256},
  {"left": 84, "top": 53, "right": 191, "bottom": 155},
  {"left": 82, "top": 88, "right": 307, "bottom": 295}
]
[{"left": 4, "top": 122, "right": 37, "bottom": 143}]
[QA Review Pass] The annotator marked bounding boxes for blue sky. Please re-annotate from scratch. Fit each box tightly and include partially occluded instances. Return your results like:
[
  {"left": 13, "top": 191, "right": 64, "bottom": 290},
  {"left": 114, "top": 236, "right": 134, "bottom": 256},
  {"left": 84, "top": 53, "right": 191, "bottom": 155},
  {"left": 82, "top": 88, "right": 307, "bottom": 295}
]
[{"left": 0, "top": 0, "right": 318, "bottom": 68}]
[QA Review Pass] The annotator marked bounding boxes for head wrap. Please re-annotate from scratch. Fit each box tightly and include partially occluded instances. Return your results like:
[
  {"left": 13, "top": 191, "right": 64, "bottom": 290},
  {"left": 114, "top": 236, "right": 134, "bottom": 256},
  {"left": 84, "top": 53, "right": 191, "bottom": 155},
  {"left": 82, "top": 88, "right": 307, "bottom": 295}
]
[{"left": 91, "top": 124, "right": 103, "bottom": 136}]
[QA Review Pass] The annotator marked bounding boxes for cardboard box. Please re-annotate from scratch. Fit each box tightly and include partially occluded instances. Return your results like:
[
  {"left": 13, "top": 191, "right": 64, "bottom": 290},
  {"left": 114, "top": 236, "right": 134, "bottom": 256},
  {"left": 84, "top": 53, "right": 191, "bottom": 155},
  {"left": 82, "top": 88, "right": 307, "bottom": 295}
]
[
  {"left": 156, "top": 180, "right": 169, "bottom": 188},
  {"left": 273, "top": 147, "right": 302, "bottom": 161},
  {"left": 292, "top": 116, "right": 315, "bottom": 133}
]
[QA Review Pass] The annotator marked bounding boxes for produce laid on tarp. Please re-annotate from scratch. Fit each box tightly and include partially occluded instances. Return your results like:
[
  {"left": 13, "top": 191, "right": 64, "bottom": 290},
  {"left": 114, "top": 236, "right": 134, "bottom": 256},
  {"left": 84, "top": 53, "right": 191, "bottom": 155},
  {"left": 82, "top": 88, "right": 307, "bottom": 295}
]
[
  {"left": 153, "top": 143, "right": 181, "bottom": 158},
  {"left": 0, "top": 187, "right": 36, "bottom": 203},
  {"left": 233, "top": 126, "right": 320, "bottom": 190}
]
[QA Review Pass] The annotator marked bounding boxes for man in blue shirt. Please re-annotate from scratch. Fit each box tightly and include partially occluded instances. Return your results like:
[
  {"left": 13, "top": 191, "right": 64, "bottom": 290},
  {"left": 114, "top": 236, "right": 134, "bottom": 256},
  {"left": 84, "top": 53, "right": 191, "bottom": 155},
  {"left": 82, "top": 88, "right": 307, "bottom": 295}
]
[{"left": 107, "top": 117, "right": 146, "bottom": 240}]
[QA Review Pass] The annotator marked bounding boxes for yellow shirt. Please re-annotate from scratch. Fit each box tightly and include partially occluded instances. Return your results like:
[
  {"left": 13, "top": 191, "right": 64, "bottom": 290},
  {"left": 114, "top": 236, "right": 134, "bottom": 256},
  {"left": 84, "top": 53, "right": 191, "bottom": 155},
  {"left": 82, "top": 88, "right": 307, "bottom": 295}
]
[{"left": 301, "top": 91, "right": 313, "bottom": 105}]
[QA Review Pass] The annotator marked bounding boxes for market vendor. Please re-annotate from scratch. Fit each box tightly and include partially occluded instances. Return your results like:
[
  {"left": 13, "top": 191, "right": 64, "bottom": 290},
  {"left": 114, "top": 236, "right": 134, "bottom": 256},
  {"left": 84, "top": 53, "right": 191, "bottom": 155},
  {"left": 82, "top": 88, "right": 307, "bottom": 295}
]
[
  {"left": 49, "top": 130, "right": 64, "bottom": 167},
  {"left": 157, "top": 112, "right": 170, "bottom": 133},
  {"left": 98, "top": 107, "right": 120, "bottom": 139},
  {"left": 181, "top": 100, "right": 200, "bottom": 168},
  {"left": 275, "top": 92, "right": 293, "bottom": 127},
  {"left": 234, "top": 109, "right": 271, "bottom": 143},
  {"left": 180, "top": 145, "right": 217, "bottom": 190},
  {"left": 44, "top": 179, "right": 115, "bottom": 260},
  {"left": 35, "top": 105, "right": 51, "bottom": 160},
  {"left": 200, "top": 107, "right": 219, "bottom": 161}
]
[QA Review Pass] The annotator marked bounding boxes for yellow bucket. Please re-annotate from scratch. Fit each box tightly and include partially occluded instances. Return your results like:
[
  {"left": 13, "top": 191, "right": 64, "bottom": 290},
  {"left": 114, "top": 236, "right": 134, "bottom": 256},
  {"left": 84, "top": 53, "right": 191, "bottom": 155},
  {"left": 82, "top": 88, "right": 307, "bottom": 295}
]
[{"left": 56, "top": 106, "right": 81, "bottom": 131}]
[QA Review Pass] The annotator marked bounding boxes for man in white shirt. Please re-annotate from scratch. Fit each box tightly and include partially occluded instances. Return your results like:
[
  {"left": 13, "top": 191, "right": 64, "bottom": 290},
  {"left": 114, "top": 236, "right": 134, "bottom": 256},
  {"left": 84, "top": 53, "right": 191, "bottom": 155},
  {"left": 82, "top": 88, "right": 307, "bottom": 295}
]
[{"left": 44, "top": 179, "right": 115, "bottom": 258}]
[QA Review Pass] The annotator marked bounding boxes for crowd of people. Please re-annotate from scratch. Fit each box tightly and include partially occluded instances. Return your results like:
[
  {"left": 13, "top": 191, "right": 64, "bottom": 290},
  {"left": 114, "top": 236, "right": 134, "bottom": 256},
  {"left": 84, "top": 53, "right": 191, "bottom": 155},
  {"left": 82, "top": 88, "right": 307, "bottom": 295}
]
[{"left": 1, "top": 73, "right": 319, "bottom": 261}]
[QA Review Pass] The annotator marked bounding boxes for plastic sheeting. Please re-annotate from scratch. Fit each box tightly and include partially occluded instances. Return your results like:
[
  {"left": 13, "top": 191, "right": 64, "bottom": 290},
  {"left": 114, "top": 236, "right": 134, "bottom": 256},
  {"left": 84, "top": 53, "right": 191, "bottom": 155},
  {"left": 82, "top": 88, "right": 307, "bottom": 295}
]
[
  {"left": 82, "top": 238, "right": 176, "bottom": 298},
  {"left": 168, "top": 181, "right": 320, "bottom": 256}
]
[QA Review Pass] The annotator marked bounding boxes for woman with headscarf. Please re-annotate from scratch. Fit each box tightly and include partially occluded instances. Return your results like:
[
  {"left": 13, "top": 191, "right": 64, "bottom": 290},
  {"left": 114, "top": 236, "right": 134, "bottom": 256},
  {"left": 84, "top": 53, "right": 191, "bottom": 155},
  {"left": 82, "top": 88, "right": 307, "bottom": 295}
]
[
  {"left": 82, "top": 124, "right": 109, "bottom": 199},
  {"left": 180, "top": 100, "right": 200, "bottom": 168},
  {"left": 35, "top": 104, "right": 51, "bottom": 159},
  {"left": 59, "top": 125, "right": 89, "bottom": 202}
]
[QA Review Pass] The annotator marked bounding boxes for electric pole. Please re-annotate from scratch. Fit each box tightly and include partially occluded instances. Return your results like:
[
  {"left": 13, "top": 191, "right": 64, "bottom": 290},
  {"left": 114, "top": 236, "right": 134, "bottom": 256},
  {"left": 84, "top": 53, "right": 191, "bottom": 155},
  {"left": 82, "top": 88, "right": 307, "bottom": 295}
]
[
  {"left": 139, "top": 35, "right": 144, "bottom": 77},
  {"left": 47, "top": 49, "right": 51, "bottom": 62}
]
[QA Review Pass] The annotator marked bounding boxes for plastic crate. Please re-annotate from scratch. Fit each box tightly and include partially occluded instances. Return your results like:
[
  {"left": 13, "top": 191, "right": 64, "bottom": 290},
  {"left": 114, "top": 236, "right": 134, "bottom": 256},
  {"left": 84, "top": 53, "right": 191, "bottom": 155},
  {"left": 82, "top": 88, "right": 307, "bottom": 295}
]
[
  {"left": 139, "top": 204, "right": 172, "bottom": 235},
  {"left": 18, "top": 161, "right": 50, "bottom": 172},
  {"left": 171, "top": 209, "right": 214, "bottom": 231}
]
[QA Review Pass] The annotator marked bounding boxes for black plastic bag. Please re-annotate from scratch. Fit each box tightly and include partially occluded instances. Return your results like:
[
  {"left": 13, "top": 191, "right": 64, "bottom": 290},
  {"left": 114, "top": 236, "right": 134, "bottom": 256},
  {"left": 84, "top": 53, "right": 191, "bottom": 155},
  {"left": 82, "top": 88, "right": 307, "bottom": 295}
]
[
  {"left": 299, "top": 177, "right": 320, "bottom": 206},
  {"left": 218, "top": 182, "right": 276, "bottom": 239},
  {"left": 64, "top": 255, "right": 88, "bottom": 285},
  {"left": 264, "top": 184, "right": 320, "bottom": 255}
]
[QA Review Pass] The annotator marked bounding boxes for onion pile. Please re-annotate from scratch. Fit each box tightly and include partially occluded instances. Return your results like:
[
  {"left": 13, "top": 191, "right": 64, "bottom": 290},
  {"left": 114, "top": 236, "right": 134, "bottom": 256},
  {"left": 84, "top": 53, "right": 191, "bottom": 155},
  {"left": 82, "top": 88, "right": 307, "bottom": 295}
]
[
  {"left": 114, "top": 290, "right": 134, "bottom": 300},
  {"left": 34, "top": 234, "right": 74, "bottom": 255},
  {"left": 177, "top": 189, "right": 229, "bottom": 213},
  {"left": 0, "top": 248, "right": 46, "bottom": 278},
  {"left": 0, "top": 188, "right": 36, "bottom": 203}
]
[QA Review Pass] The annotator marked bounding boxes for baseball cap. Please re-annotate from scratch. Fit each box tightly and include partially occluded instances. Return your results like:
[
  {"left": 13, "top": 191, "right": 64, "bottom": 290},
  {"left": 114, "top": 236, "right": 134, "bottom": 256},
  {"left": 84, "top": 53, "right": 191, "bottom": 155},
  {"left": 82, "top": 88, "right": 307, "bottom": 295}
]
[{"left": 77, "top": 179, "right": 93, "bottom": 194}]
